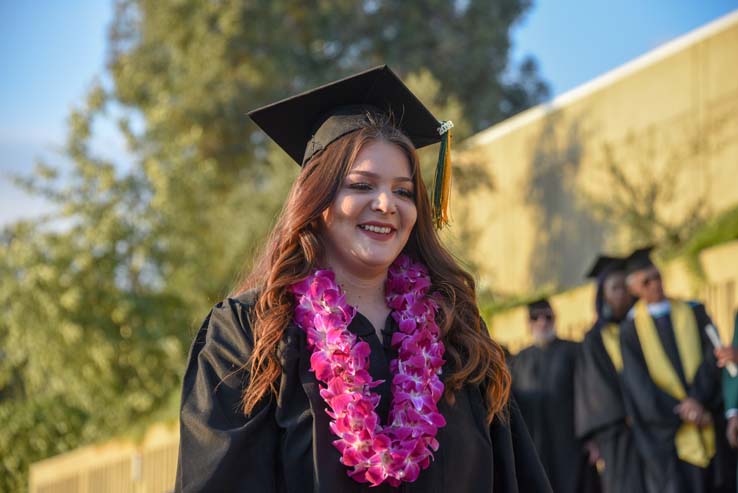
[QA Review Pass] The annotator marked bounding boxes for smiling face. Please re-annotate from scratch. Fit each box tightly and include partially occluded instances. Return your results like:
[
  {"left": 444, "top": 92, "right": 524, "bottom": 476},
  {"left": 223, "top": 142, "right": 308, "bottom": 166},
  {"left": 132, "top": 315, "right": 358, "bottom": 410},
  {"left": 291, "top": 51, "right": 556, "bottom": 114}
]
[
  {"left": 320, "top": 139, "right": 417, "bottom": 278},
  {"left": 628, "top": 265, "right": 665, "bottom": 303}
]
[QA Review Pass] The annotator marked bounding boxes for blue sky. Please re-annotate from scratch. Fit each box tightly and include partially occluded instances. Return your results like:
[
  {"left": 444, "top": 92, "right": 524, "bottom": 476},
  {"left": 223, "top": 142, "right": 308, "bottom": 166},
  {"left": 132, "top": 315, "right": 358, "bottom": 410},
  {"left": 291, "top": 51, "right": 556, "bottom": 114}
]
[
  {"left": 2, "top": 0, "right": 737, "bottom": 226},
  {"left": 0, "top": 0, "right": 114, "bottom": 223},
  {"left": 509, "top": 0, "right": 738, "bottom": 95}
]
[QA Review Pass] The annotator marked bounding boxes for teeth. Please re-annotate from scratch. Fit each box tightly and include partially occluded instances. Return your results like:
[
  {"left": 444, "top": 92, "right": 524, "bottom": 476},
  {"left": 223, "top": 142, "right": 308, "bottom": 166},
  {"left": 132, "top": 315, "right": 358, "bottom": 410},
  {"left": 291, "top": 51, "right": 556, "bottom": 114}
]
[{"left": 360, "top": 224, "right": 392, "bottom": 234}]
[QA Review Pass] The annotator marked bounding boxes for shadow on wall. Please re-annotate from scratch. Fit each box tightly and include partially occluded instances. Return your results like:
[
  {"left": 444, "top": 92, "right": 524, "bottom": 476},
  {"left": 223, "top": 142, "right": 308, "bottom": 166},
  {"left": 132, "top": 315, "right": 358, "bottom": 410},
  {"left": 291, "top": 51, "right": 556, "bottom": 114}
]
[
  {"left": 441, "top": 145, "right": 497, "bottom": 286},
  {"left": 525, "top": 112, "right": 607, "bottom": 290}
]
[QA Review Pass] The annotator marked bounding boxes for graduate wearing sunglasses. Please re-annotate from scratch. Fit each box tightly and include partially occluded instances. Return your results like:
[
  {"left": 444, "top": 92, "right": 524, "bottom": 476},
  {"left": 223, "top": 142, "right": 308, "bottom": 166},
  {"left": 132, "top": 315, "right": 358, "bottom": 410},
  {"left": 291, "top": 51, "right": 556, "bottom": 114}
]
[
  {"left": 510, "top": 299, "right": 598, "bottom": 493},
  {"left": 619, "top": 247, "right": 736, "bottom": 493}
]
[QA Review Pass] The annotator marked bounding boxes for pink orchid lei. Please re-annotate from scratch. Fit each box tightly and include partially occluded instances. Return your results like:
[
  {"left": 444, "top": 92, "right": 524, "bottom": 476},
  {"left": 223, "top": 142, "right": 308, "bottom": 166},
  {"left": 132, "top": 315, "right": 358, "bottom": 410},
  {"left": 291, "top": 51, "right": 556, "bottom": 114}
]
[{"left": 290, "top": 254, "right": 446, "bottom": 487}]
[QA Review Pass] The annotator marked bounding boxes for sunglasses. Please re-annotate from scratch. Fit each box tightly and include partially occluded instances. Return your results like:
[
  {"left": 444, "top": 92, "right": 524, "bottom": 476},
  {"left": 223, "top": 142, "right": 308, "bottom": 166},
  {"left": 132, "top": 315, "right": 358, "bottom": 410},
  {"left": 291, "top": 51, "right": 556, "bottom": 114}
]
[
  {"left": 641, "top": 272, "right": 661, "bottom": 287},
  {"left": 530, "top": 313, "right": 553, "bottom": 322}
]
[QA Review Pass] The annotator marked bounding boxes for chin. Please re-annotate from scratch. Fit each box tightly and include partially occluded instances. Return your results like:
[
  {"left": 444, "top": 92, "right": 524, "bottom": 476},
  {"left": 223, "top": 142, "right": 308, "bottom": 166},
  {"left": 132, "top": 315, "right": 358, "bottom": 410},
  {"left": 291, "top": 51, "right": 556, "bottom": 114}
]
[
  {"left": 353, "top": 244, "right": 404, "bottom": 267},
  {"left": 358, "top": 254, "right": 400, "bottom": 270}
]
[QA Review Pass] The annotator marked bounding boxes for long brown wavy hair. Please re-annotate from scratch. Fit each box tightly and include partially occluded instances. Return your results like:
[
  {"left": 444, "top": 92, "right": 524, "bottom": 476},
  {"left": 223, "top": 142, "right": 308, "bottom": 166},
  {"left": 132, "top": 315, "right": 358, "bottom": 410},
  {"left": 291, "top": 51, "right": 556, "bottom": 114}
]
[{"left": 235, "top": 115, "right": 510, "bottom": 423}]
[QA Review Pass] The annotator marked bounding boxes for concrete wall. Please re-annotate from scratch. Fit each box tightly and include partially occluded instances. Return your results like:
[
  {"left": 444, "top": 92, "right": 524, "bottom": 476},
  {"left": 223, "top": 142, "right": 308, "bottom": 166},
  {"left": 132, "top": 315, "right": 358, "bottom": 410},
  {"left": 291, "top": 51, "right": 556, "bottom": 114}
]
[
  {"left": 447, "top": 10, "right": 738, "bottom": 296},
  {"left": 492, "top": 240, "right": 738, "bottom": 353}
]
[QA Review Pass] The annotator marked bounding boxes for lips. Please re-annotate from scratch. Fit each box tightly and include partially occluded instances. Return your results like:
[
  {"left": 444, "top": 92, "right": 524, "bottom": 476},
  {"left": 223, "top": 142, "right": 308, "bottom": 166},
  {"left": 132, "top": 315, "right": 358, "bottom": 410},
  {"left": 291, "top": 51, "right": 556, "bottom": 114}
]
[
  {"left": 358, "top": 224, "right": 393, "bottom": 235},
  {"left": 357, "top": 222, "right": 397, "bottom": 240}
]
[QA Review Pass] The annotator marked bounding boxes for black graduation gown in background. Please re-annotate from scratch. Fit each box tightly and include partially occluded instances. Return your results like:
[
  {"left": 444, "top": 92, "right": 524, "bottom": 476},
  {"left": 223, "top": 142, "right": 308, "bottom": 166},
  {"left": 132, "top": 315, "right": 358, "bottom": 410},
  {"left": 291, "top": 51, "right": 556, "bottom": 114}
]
[
  {"left": 510, "top": 338, "right": 597, "bottom": 493},
  {"left": 575, "top": 321, "right": 645, "bottom": 493},
  {"left": 175, "top": 291, "right": 552, "bottom": 493},
  {"left": 619, "top": 302, "right": 736, "bottom": 493}
]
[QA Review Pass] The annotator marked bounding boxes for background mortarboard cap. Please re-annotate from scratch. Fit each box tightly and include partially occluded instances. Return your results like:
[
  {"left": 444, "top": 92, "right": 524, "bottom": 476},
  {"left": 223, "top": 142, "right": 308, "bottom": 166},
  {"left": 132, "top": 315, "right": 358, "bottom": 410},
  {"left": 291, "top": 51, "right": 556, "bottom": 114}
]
[
  {"left": 586, "top": 255, "right": 627, "bottom": 279},
  {"left": 624, "top": 246, "right": 656, "bottom": 275},
  {"left": 247, "top": 65, "right": 442, "bottom": 166},
  {"left": 527, "top": 298, "right": 552, "bottom": 315}
]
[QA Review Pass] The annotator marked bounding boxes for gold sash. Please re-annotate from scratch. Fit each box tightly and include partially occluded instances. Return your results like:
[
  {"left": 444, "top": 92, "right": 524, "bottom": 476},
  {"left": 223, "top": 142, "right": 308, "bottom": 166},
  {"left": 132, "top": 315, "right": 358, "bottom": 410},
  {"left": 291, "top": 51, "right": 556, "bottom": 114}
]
[
  {"left": 601, "top": 323, "right": 623, "bottom": 372},
  {"left": 633, "top": 299, "right": 715, "bottom": 468}
]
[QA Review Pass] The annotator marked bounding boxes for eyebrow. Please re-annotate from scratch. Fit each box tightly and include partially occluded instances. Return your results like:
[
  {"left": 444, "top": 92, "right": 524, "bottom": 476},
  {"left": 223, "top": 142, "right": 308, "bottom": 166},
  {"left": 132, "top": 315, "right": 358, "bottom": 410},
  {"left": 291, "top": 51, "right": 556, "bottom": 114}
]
[{"left": 347, "top": 170, "right": 413, "bottom": 183}]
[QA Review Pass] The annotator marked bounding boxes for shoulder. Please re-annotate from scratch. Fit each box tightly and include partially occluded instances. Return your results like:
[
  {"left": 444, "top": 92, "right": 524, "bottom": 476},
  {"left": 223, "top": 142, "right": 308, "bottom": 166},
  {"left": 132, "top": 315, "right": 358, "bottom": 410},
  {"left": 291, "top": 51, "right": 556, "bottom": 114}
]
[
  {"left": 559, "top": 339, "right": 581, "bottom": 360},
  {"left": 516, "top": 345, "right": 536, "bottom": 359},
  {"left": 553, "top": 337, "right": 580, "bottom": 353},
  {"left": 195, "top": 289, "right": 260, "bottom": 355},
  {"left": 582, "top": 322, "right": 605, "bottom": 344},
  {"left": 559, "top": 338, "right": 580, "bottom": 348},
  {"left": 508, "top": 346, "right": 532, "bottom": 369},
  {"left": 669, "top": 298, "right": 705, "bottom": 312},
  {"left": 222, "top": 288, "right": 259, "bottom": 313},
  {"left": 686, "top": 299, "right": 708, "bottom": 316},
  {"left": 616, "top": 315, "right": 638, "bottom": 345},
  {"left": 214, "top": 288, "right": 258, "bottom": 318},
  {"left": 675, "top": 299, "right": 709, "bottom": 322}
]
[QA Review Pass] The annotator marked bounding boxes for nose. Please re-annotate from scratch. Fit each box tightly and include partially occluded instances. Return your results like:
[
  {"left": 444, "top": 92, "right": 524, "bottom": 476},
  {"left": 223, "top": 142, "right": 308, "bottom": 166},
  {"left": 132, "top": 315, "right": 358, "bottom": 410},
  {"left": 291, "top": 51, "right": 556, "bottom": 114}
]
[{"left": 371, "top": 188, "right": 396, "bottom": 214}]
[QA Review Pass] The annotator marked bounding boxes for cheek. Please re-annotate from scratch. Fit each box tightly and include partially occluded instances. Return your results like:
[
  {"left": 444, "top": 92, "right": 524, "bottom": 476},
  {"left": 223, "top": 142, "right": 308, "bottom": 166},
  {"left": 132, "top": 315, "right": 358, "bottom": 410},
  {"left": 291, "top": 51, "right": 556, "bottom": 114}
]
[
  {"left": 324, "top": 194, "right": 361, "bottom": 225},
  {"left": 400, "top": 202, "right": 418, "bottom": 229},
  {"left": 606, "top": 287, "right": 623, "bottom": 301},
  {"left": 336, "top": 196, "right": 359, "bottom": 218}
]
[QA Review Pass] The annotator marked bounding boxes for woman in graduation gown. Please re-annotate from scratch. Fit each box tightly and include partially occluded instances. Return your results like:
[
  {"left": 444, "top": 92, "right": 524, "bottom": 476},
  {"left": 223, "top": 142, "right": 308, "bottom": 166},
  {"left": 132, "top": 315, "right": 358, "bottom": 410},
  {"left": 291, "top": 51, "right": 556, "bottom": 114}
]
[
  {"left": 175, "top": 66, "right": 552, "bottom": 493},
  {"left": 574, "top": 255, "right": 645, "bottom": 493}
]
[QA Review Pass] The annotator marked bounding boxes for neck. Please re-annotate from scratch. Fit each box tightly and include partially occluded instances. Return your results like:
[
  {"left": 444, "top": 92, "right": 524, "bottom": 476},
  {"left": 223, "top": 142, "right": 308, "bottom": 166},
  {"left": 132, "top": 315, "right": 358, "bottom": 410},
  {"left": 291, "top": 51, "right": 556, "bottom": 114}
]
[
  {"left": 533, "top": 330, "right": 556, "bottom": 347},
  {"left": 646, "top": 296, "right": 667, "bottom": 305},
  {"left": 328, "top": 263, "right": 388, "bottom": 310}
]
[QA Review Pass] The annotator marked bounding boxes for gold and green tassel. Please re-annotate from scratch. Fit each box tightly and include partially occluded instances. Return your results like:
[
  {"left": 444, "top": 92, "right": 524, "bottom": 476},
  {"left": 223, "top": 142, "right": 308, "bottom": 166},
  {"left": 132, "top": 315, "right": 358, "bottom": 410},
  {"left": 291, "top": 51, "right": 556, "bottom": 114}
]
[{"left": 433, "top": 120, "right": 454, "bottom": 229}]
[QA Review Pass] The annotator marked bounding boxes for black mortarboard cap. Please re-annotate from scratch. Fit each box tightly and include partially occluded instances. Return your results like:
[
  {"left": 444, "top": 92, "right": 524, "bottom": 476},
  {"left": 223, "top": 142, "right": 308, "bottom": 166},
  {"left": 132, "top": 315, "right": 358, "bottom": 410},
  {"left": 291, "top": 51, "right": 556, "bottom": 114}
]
[
  {"left": 527, "top": 298, "right": 552, "bottom": 315},
  {"left": 624, "top": 246, "right": 656, "bottom": 275},
  {"left": 248, "top": 65, "right": 443, "bottom": 166},
  {"left": 586, "top": 255, "right": 627, "bottom": 279}
]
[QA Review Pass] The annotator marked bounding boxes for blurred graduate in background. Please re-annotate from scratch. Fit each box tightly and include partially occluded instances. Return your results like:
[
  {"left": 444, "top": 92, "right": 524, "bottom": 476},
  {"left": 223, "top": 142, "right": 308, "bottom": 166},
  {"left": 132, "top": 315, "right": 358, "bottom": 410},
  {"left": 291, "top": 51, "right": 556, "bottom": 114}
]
[
  {"left": 574, "top": 255, "right": 644, "bottom": 493},
  {"left": 510, "top": 298, "right": 599, "bottom": 493}
]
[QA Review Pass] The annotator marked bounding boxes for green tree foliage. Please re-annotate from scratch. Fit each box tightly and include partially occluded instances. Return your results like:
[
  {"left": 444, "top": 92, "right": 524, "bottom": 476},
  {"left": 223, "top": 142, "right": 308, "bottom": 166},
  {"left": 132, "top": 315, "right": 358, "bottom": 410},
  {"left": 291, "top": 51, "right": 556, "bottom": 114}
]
[{"left": 1, "top": 0, "right": 546, "bottom": 489}]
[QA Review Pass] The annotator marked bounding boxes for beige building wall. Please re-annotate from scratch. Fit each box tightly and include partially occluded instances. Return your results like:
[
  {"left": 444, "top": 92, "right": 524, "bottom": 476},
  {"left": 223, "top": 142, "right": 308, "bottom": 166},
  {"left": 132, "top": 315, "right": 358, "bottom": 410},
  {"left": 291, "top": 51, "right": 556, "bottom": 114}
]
[
  {"left": 492, "top": 240, "right": 738, "bottom": 353},
  {"left": 448, "top": 10, "right": 738, "bottom": 296}
]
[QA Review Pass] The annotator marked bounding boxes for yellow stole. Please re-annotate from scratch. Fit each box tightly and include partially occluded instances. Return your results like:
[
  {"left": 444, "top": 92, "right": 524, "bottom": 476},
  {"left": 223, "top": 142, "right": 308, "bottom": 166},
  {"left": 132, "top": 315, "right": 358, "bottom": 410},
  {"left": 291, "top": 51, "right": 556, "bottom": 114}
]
[
  {"left": 601, "top": 323, "right": 623, "bottom": 372},
  {"left": 633, "top": 299, "right": 715, "bottom": 468}
]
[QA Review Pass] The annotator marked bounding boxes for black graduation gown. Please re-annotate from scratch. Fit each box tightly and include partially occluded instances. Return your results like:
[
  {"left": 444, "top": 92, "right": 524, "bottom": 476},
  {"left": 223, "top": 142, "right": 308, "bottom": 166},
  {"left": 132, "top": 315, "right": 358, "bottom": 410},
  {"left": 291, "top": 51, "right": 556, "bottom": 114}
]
[
  {"left": 510, "top": 338, "right": 597, "bottom": 493},
  {"left": 619, "top": 302, "right": 736, "bottom": 493},
  {"left": 175, "top": 291, "right": 552, "bottom": 493},
  {"left": 575, "top": 321, "right": 645, "bottom": 493}
]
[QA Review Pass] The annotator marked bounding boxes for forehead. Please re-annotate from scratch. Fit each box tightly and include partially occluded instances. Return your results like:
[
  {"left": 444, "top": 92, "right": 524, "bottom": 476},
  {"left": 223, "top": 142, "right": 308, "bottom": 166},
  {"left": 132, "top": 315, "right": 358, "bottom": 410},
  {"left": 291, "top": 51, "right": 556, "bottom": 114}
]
[
  {"left": 530, "top": 307, "right": 554, "bottom": 315},
  {"left": 628, "top": 266, "right": 658, "bottom": 284},
  {"left": 348, "top": 140, "right": 412, "bottom": 177},
  {"left": 639, "top": 265, "right": 660, "bottom": 277},
  {"left": 604, "top": 271, "right": 626, "bottom": 285}
]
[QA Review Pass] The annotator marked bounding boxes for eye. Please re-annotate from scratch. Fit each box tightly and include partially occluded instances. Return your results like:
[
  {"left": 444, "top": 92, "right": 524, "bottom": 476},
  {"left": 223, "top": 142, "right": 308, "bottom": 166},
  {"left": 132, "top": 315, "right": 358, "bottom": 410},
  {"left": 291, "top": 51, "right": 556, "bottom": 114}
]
[
  {"left": 347, "top": 182, "right": 372, "bottom": 191},
  {"left": 394, "top": 187, "right": 415, "bottom": 199}
]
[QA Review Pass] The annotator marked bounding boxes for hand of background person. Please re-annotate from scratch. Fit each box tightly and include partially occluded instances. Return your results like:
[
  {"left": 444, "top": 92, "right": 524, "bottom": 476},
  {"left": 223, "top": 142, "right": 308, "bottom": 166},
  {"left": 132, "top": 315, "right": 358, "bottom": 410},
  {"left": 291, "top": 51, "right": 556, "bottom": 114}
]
[
  {"left": 727, "top": 416, "right": 738, "bottom": 448},
  {"left": 715, "top": 346, "right": 738, "bottom": 368},
  {"left": 697, "top": 411, "right": 713, "bottom": 428},
  {"left": 674, "top": 397, "right": 707, "bottom": 426},
  {"left": 583, "top": 440, "right": 601, "bottom": 466}
]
